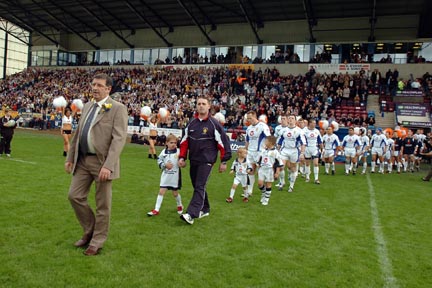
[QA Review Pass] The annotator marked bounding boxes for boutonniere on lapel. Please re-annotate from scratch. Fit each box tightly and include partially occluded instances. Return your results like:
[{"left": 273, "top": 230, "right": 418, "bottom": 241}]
[{"left": 101, "top": 103, "right": 112, "bottom": 113}]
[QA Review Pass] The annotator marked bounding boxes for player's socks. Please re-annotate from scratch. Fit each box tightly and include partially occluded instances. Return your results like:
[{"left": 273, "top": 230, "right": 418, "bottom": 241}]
[
  {"left": 247, "top": 174, "right": 255, "bottom": 195},
  {"left": 314, "top": 166, "right": 319, "bottom": 181},
  {"left": 155, "top": 194, "right": 164, "bottom": 211}
]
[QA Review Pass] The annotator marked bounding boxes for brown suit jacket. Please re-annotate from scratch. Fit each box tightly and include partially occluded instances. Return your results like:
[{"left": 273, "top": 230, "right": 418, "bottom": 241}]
[{"left": 66, "top": 97, "right": 128, "bottom": 179}]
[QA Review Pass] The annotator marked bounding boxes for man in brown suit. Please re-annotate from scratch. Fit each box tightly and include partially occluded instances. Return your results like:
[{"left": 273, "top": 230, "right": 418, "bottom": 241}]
[{"left": 65, "top": 73, "right": 128, "bottom": 256}]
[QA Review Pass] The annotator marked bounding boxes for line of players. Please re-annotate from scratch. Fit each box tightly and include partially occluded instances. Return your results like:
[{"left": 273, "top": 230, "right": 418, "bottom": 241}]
[{"left": 226, "top": 111, "right": 428, "bottom": 205}]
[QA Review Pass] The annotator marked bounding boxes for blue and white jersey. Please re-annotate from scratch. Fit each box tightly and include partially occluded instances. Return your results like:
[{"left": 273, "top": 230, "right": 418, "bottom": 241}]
[
  {"left": 342, "top": 134, "right": 360, "bottom": 149},
  {"left": 303, "top": 128, "right": 322, "bottom": 148},
  {"left": 385, "top": 138, "right": 395, "bottom": 152},
  {"left": 278, "top": 126, "right": 306, "bottom": 150},
  {"left": 359, "top": 135, "right": 370, "bottom": 151},
  {"left": 371, "top": 133, "right": 387, "bottom": 148},
  {"left": 322, "top": 134, "right": 340, "bottom": 150},
  {"left": 246, "top": 121, "right": 271, "bottom": 152},
  {"left": 274, "top": 124, "right": 286, "bottom": 143}
]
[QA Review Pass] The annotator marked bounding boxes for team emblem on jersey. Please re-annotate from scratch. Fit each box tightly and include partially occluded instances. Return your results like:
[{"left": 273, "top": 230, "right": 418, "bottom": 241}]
[
  {"left": 287, "top": 132, "right": 292, "bottom": 137},
  {"left": 202, "top": 127, "right": 208, "bottom": 134}
]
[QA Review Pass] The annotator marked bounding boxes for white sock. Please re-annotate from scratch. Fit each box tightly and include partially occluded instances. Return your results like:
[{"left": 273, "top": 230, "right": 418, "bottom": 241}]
[
  {"left": 279, "top": 169, "right": 285, "bottom": 186},
  {"left": 155, "top": 194, "right": 164, "bottom": 211},
  {"left": 331, "top": 162, "right": 335, "bottom": 171},
  {"left": 229, "top": 188, "right": 235, "bottom": 198},
  {"left": 175, "top": 194, "right": 182, "bottom": 207},
  {"left": 314, "top": 166, "right": 319, "bottom": 180},
  {"left": 363, "top": 162, "right": 367, "bottom": 173},
  {"left": 371, "top": 162, "right": 376, "bottom": 171},
  {"left": 290, "top": 171, "right": 298, "bottom": 188},
  {"left": 305, "top": 166, "right": 311, "bottom": 179},
  {"left": 345, "top": 163, "right": 350, "bottom": 173},
  {"left": 325, "top": 163, "right": 330, "bottom": 173},
  {"left": 248, "top": 174, "right": 255, "bottom": 194}
]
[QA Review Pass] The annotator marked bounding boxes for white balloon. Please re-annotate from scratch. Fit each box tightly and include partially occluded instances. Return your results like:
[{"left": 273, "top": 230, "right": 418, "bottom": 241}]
[
  {"left": 353, "top": 127, "right": 360, "bottom": 135},
  {"left": 53, "top": 96, "right": 67, "bottom": 108},
  {"left": 5, "top": 119, "right": 16, "bottom": 127},
  {"left": 214, "top": 112, "right": 225, "bottom": 124},
  {"left": 158, "top": 107, "right": 168, "bottom": 118},
  {"left": 319, "top": 120, "right": 329, "bottom": 129},
  {"left": 258, "top": 114, "right": 268, "bottom": 124},
  {"left": 140, "top": 106, "right": 152, "bottom": 117},
  {"left": 331, "top": 121, "right": 339, "bottom": 132},
  {"left": 72, "top": 99, "right": 83, "bottom": 110}
]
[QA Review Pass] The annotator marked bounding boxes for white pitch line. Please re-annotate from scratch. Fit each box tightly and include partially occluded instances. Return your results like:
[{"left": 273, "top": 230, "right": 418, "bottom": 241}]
[
  {"left": 6, "top": 158, "right": 37, "bottom": 165},
  {"left": 366, "top": 175, "right": 398, "bottom": 288}
]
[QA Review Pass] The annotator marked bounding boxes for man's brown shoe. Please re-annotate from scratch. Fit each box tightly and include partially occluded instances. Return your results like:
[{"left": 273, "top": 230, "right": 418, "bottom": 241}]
[
  {"left": 84, "top": 246, "right": 100, "bottom": 256},
  {"left": 73, "top": 235, "right": 91, "bottom": 248}
]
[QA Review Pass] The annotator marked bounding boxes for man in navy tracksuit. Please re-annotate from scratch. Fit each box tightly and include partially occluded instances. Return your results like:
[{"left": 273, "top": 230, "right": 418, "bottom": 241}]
[{"left": 178, "top": 96, "right": 232, "bottom": 225}]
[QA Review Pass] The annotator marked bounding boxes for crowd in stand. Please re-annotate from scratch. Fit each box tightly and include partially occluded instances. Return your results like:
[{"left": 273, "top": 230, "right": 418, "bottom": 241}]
[{"left": 0, "top": 65, "right": 431, "bottom": 132}]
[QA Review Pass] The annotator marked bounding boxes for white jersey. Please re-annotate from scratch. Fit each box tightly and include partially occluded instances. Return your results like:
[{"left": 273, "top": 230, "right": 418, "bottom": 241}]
[
  {"left": 342, "top": 134, "right": 360, "bottom": 149},
  {"left": 246, "top": 122, "right": 271, "bottom": 152},
  {"left": 322, "top": 134, "right": 340, "bottom": 150},
  {"left": 258, "top": 148, "right": 283, "bottom": 169},
  {"left": 230, "top": 158, "right": 249, "bottom": 187},
  {"left": 371, "top": 133, "right": 387, "bottom": 148},
  {"left": 257, "top": 147, "right": 284, "bottom": 183},
  {"left": 359, "top": 135, "right": 370, "bottom": 151},
  {"left": 386, "top": 138, "right": 395, "bottom": 152},
  {"left": 274, "top": 124, "right": 286, "bottom": 143},
  {"left": 303, "top": 128, "right": 322, "bottom": 148},
  {"left": 157, "top": 148, "right": 181, "bottom": 189},
  {"left": 278, "top": 126, "right": 306, "bottom": 151},
  {"left": 62, "top": 115, "right": 72, "bottom": 128},
  {"left": 230, "top": 158, "right": 249, "bottom": 176}
]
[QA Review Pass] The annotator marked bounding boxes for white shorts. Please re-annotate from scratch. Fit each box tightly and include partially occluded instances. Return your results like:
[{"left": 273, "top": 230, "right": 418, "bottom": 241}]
[
  {"left": 344, "top": 148, "right": 357, "bottom": 158},
  {"left": 258, "top": 167, "right": 275, "bottom": 183},
  {"left": 280, "top": 149, "right": 299, "bottom": 163},
  {"left": 247, "top": 150, "right": 261, "bottom": 165},
  {"left": 305, "top": 146, "right": 319, "bottom": 159},
  {"left": 324, "top": 149, "right": 335, "bottom": 158},
  {"left": 359, "top": 150, "right": 369, "bottom": 157},
  {"left": 384, "top": 151, "right": 392, "bottom": 161},
  {"left": 233, "top": 174, "right": 248, "bottom": 187},
  {"left": 393, "top": 151, "right": 400, "bottom": 157},
  {"left": 371, "top": 147, "right": 384, "bottom": 157}
]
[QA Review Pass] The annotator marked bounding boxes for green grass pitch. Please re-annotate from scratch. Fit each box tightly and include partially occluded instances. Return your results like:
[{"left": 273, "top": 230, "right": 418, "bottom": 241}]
[{"left": 1, "top": 129, "right": 431, "bottom": 287}]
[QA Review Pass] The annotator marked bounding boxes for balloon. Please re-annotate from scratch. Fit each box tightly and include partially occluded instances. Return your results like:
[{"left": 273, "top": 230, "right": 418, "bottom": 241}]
[
  {"left": 243, "top": 114, "right": 250, "bottom": 126},
  {"left": 53, "top": 96, "right": 67, "bottom": 108},
  {"left": 158, "top": 107, "right": 170, "bottom": 121},
  {"left": 5, "top": 119, "right": 16, "bottom": 127},
  {"left": 319, "top": 120, "right": 329, "bottom": 129},
  {"left": 384, "top": 128, "right": 393, "bottom": 136},
  {"left": 277, "top": 115, "right": 282, "bottom": 124},
  {"left": 214, "top": 112, "right": 225, "bottom": 124},
  {"left": 353, "top": 127, "right": 360, "bottom": 135},
  {"left": 258, "top": 114, "right": 268, "bottom": 124},
  {"left": 140, "top": 106, "right": 152, "bottom": 120},
  {"left": 72, "top": 99, "right": 83, "bottom": 111},
  {"left": 331, "top": 121, "right": 339, "bottom": 132}
]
